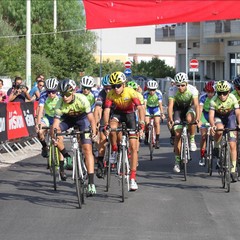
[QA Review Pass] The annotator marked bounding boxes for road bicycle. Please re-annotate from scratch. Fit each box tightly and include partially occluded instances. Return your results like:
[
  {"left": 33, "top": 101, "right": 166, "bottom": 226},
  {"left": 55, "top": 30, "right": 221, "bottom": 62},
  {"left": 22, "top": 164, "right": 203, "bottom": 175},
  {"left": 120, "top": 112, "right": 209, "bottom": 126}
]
[
  {"left": 42, "top": 126, "right": 60, "bottom": 191},
  {"left": 110, "top": 122, "right": 137, "bottom": 202},
  {"left": 56, "top": 128, "right": 89, "bottom": 209},
  {"left": 147, "top": 117, "right": 156, "bottom": 161},
  {"left": 205, "top": 124, "right": 214, "bottom": 176},
  {"left": 174, "top": 121, "right": 196, "bottom": 181},
  {"left": 216, "top": 128, "right": 238, "bottom": 193}
]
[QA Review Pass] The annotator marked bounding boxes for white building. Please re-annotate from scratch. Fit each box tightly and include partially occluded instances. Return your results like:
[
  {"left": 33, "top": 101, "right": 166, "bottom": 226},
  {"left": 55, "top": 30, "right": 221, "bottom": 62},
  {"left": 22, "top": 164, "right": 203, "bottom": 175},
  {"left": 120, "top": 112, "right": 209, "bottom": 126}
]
[{"left": 92, "top": 25, "right": 176, "bottom": 68}]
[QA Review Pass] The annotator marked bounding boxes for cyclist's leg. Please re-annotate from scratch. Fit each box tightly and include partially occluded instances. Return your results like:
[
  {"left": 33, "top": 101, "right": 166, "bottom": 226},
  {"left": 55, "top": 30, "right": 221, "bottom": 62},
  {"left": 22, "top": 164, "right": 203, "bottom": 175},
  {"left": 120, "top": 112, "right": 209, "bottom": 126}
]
[
  {"left": 154, "top": 114, "right": 161, "bottom": 149},
  {"left": 76, "top": 116, "right": 96, "bottom": 195},
  {"left": 199, "top": 127, "right": 207, "bottom": 166},
  {"left": 172, "top": 110, "right": 183, "bottom": 172},
  {"left": 96, "top": 130, "right": 107, "bottom": 178},
  {"left": 186, "top": 108, "right": 197, "bottom": 151},
  {"left": 213, "top": 118, "right": 224, "bottom": 158},
  {"left": 38, "top": 117, "right": 49, "bottom": 158},
  {"left": 227, "top": 114, "right": 238, "bottom": 182},
  {"left": 144, "top": 108, "right": 151, "bottom": 145}
]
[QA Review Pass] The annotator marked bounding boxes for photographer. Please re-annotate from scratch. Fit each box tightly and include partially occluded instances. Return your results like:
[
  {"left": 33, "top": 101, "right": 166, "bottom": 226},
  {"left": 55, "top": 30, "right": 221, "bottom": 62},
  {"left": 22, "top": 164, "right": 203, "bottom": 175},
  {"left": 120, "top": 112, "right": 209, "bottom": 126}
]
[{"left": 7, "top": 76, "right": 31, "bottom": 102}]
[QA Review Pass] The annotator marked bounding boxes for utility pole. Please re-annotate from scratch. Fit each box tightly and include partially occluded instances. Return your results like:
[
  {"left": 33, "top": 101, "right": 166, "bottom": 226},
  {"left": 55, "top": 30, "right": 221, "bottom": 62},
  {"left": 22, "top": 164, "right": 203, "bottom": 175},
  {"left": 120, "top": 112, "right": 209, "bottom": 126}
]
[
  {"left": 54, "top": 0, "right": 57, "bottom": 39},
  {"left": 26, "top": 0, "right": 31, "bottom": 89}
]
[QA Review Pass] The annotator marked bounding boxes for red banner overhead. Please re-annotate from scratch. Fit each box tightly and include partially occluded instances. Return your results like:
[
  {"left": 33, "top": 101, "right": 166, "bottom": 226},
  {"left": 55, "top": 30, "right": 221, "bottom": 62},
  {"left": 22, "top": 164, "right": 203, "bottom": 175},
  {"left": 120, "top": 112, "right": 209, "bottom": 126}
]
[{"left": 83, "top": 0, "right": 240, "bottom": 30}]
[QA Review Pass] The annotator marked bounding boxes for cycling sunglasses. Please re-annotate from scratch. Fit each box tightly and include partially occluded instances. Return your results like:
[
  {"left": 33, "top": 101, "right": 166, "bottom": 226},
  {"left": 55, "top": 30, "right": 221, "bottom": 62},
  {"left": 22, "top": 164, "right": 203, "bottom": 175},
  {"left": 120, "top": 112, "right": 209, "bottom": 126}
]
[
  {"left": 148, "top": 89, "right": 156, "bottom": 92},
  {"left": 112, "top": 84, "right": 122, "bottom": 89},
  {"left": 217, "top": 91, "right": 229, "bottom": 96},
  {"left": 104, "top": 87, "right": 111, "bottom": 91},
  {"left": 61, "top": 91, "right": 73, "bottom": 97},
  {"left": 47, "top": 90, "right": 57, "bottom": 94},
  {"left": 176, "top": 84, "right": 186, "bottom": 88},
  {"left": 82, "top": 86, "right": 91, "bottom": 90}
]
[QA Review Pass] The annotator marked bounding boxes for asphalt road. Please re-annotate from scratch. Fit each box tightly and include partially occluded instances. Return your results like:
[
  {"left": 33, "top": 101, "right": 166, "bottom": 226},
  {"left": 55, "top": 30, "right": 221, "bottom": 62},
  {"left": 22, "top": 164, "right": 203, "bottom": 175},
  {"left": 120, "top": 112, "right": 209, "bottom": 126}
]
[{"left": 1, "top": 123, "right": 240, "bottom": 240}]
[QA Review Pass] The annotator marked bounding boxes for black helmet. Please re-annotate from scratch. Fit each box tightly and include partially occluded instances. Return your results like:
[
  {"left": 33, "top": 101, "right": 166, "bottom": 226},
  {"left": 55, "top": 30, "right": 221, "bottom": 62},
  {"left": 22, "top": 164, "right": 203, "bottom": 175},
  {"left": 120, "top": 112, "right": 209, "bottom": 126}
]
[
  {"left": 58, "top": 79, "right": 76, "bottom": 93},
  {"left": 233, "top": 76, "right": 240, "bottom": 87}
]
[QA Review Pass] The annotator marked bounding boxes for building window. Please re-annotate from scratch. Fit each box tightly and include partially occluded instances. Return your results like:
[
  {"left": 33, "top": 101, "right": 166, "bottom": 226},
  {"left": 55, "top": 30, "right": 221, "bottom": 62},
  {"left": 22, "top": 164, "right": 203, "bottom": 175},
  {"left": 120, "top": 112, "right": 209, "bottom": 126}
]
[
  {"left": 178, "top": 43, "right": 186, "bottom": 48},
  {"left": 228, "top": 40, "right": 240, "bottom": 46},
  {"left": 136, "top": 37, "right": 151, "bottom": 44},
  {"left": 193, "top": 42, "right": 200, "bottom": 48}
]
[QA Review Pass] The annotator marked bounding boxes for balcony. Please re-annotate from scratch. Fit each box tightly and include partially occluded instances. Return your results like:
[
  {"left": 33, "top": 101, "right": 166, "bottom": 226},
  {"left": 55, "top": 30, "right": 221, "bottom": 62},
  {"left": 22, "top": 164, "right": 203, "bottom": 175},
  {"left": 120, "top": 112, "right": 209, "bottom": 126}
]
[{"left": 203, "top": 20, "right": 240, "bottom": 38}]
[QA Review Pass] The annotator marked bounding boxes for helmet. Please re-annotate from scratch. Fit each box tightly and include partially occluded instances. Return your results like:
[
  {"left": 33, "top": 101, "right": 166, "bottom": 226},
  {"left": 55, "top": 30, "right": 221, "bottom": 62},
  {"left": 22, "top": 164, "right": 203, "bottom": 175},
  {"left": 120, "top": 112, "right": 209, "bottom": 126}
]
[
  {"left": 216, "top": 80, "right": 230, "bottom": 92},
  {"left": 204, "top": 81, "right": 215, "bottom": 92},
  {"left": 101, "top": 74, "right": 110, "bottom": 86},
  {"left": 233, "top": 76, "right": 240, "bottom": 87},
  {"left": 45, "top": 77, "right": 58, "bottom": 91},
  {"left": 58, "top": 79, "right": 76, "bottom": 93},
  {"left": 81, "top": 76, "right": 95, "bottom": 88},
  {"left": 147, "top": 80, "right": 158, "bottom": 89},
  {"left": 127, "top": 81, "right": 138, "bottom": 90},
  {"left": 174, "top": 72, "right": 188, "bottom": 84},
  {"left": 109, "top": 71, "right": 126, "bottom": 84}
]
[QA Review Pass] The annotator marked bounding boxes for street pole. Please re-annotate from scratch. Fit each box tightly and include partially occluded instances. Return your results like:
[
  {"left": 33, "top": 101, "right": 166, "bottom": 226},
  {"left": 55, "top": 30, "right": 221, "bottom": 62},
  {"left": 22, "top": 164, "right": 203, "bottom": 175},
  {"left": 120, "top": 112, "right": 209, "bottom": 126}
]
[
  {"left": 185, "top": 22, "right": 188, "bottom": 74},
  {"left": 26, "top": 0, "right": 31, "bottom": 89},
  {"left": 54, "top": 0, "right": 57, "bottom": 40},
  {"left": 99, "top": 29, "right": 102, "bottom": 79}
]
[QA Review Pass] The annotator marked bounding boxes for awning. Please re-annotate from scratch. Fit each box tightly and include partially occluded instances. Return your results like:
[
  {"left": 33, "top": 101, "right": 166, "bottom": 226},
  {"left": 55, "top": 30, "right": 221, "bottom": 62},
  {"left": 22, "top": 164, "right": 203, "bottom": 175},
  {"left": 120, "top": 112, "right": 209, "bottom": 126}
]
[{"left": 83, "top": 0, "right": 240, "bottom": 30}]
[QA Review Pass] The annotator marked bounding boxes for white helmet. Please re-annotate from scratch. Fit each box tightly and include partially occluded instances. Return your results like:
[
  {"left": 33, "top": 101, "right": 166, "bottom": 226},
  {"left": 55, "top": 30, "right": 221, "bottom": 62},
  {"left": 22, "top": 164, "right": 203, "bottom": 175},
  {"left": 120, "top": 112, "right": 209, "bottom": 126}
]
[
  {"left": 174, "top": 72, "right": 188, "bottom": 84},
  {"left": 81, "top": 76, "right": 95, "bottom": 88},
  {"left": 45, "top": 78, "right": 58, "bottom": 91},
  {"left": 147, "top": 80, "right": 158, "bottom": 89}
]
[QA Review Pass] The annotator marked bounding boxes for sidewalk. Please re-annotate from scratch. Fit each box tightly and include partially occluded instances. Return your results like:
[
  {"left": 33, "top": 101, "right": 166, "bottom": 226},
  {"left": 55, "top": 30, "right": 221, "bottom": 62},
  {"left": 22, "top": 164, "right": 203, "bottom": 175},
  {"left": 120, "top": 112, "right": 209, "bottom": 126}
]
[{"left": 0, "top": 143, "right": 41, "bottom": 169}]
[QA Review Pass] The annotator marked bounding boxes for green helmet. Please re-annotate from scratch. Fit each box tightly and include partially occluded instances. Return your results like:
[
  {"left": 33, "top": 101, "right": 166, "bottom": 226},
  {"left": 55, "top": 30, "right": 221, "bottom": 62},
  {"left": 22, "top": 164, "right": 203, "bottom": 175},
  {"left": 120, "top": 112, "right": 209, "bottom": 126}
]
[
  {"left": 127, "top": 81, "right": 138, "bottom": 90},
  {"left": 216, "top": 80, "right": 230, "bottom": 92}
]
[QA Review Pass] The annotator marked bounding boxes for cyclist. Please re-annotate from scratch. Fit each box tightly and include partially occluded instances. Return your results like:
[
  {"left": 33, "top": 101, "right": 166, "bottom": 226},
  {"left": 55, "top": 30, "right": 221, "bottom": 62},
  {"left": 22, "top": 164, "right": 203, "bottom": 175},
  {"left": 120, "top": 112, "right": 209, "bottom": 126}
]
[
  {"left": 35, "top": 78, "right": 69, "bottom": 179},
  {"left": 77, "top": 75, "right": 98, "bottom": 111},
  {"left": 143, "top": 80, "right": 165, "bottom": 149},
  {"left": 94, "top": 74, "right": 112, "bottom": 178},
  {"left": 231, "top": 76, "right": 240, "bottom": 104},
  {"left": 52, "top": 79, "right": 98, "bottom": 195},
  {"left": 103, "top": 71, "right": 145, "bottom": 191},
  {"left": 198, "top": 81, "right": 215, "bottom": 166},
  {"left": 209, "top": 80, "right": 240, "bottom": 182},
  {"left": 168, "top": 72, "right": 200, "bottom": 173}
]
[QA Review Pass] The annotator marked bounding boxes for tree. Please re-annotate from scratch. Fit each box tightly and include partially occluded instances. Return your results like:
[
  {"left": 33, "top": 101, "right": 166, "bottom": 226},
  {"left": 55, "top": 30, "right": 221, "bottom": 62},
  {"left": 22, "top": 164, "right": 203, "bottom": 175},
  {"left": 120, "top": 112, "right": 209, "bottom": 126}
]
[{"left": 0, "top": 0, "right": 97, "bottom": 82}]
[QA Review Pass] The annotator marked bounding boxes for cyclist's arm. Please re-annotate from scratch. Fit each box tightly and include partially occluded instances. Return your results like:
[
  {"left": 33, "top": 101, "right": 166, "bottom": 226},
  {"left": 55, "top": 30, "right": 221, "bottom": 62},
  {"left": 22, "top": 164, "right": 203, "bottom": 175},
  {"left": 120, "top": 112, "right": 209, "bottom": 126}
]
[
  {"left": 235, "top": 108, "right": 240, "bottom": 126},
  {"left": 209, "top": 109, "right": 215, "bottom": 127},
  {"left": 36, "top": 105, "right": 44, "bottom": 125},
  {"left": 87, "top": 112, "right": 97, "bottom": 136},
  {"left": 51, "top": 117, "right": 61, "bottom": 137},
  {"left": 93, "top": 105, "right": 102, "bottom": 124},
  {"left": 168, "top": 98, "right": 174, "bottom": 122},
  {"left": 192, "top": 97, "right": 200, "bottom": 121},
  {"left": 103, "top": 107, "right": 111, "bottom": 126},
  {"left": 136, "top": 104, "right": 145, "bottom": 124}
]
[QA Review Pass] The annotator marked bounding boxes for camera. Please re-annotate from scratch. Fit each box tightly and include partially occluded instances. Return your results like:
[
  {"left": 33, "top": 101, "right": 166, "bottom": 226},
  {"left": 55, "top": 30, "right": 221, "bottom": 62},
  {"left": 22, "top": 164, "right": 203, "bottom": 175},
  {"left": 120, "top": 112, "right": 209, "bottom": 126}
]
[{"left": 15, "top": 84, "right": 25, "bottom": 90}]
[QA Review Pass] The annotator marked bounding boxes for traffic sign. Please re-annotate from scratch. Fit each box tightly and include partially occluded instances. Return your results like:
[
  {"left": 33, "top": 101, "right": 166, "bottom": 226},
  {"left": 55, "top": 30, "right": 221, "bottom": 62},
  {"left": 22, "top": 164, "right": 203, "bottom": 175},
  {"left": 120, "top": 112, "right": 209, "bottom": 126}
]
[
  {"left": 189, "top": 59, "right": 199, "bottom": 69},
  {"left": 124, "top": 68, "right": 132, "bottom": 76},
  {"left": 124, "top": 61, "right": 132, "bottom": 69}
]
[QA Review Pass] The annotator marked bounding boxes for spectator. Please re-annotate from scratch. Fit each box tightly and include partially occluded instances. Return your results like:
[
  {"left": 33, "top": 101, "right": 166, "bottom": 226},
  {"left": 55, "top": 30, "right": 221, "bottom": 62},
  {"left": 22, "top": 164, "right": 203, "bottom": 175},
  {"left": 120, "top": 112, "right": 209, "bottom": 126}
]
[
  {"left": 29, "top": 79, "right": 45, "bottom": 101},
  {"left": 7, "top": 76, "right": 31, "bottom": 102},
  {"left": 0, "top": 79, "right": 8, "bottom": 103}
]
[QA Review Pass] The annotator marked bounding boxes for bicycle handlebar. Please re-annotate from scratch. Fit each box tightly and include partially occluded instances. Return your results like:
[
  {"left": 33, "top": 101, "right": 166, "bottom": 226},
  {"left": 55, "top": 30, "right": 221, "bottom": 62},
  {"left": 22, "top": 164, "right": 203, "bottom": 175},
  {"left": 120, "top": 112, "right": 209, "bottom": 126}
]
[{"left": 56, "top": 128, "right": 91, "bottom": 137}]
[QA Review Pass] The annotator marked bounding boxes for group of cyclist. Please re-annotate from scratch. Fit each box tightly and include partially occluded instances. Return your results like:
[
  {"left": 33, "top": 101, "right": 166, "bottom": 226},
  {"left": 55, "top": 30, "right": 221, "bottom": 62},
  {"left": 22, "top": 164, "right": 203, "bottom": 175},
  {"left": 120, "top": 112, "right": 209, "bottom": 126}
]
[{"left": 35, "top": 70, "right": 240, "bottom": 196}]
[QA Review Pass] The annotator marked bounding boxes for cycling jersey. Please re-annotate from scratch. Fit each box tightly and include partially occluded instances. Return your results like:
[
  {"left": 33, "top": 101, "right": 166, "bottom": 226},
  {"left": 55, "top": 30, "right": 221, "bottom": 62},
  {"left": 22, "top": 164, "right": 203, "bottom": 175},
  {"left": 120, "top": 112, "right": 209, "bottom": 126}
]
[
  {"left": 168, "top": 84, "right": 198, "bottom": 109},
  {"left": 38, "top": 91, "right": 60, "bottom": 117},
  {"left": 76, "top": 89, "right": 97, "bottom": 110},
  {"left": 199, "top": 93, "right": 212, "bottom": 127},
  {"left": 143, "top": 90, "right": 162, "bottom": 107},
  {"left": 95, "top": 89, "right": 107, "bottom": 108},
  {"left": 210, "top": 93, "right": 239, "bottom": 116},
  {"left": 54, "top": 93, "right": 91, "bottom": 119},
  {"left": 231, "top": 89, "right": 240, "bottom": 105},
  {"left": 105, "top": 87, "right": 141, "bottom": 113}
]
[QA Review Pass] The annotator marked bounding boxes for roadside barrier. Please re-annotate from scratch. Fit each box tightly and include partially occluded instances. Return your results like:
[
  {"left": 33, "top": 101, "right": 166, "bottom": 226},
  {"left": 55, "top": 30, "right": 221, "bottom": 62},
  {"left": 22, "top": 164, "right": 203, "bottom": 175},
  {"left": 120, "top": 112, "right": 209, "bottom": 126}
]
[{"left": 0, "top": 101, "right": 41, "bottom": 159}]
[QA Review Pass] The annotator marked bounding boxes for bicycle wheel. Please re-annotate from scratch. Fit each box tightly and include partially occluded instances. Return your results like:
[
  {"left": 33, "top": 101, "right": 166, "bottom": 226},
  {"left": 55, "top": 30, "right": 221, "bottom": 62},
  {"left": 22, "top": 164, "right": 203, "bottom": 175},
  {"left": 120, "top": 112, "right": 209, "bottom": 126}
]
[
  {"left": 207, "top": 138, "right": 214, "bottom": 176},
  {"left": 50, "top": 143, "right": 57, "bottom": 191},
  {"left": 105, "top": 141, "right": 111, "bottom": 192},
  {"left": 74, "top": 152, "right": 82, "bottom": 209},
  {"left": 119, "top": 146, "right": 128, "bottom": 202},
  {"left": 237, "top": 133, "right": 240, "bottom": 180},
  {"left": 220, "top": 146, "right": 225, "bottom": 189},
  {"left": 181, "top": 138, "right": 188, "bottom": 181},
  {"left": 225, "top": 143, "right": 231, "bottom": 193},
  {"left": 148, "top": 125, "right": 154, "bottom": 161}
]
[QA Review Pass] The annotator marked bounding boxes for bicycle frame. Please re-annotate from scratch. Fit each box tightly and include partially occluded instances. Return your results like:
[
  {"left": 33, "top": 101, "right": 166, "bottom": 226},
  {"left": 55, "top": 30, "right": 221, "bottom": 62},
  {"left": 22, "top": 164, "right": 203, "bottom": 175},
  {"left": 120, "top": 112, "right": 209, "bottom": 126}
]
[
  {"left": 148, "top": 117, "right": 155, "bottom": 161},
  {"left": 205, "top": 125, "right": 214, "bottom": 176}
]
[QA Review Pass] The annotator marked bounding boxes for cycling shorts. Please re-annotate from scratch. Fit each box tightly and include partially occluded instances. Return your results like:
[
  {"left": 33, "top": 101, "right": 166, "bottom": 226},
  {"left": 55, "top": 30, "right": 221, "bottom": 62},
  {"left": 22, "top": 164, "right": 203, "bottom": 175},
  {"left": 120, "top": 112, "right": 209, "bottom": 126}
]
[
  {"left": 173, "top": 107, "right": 196, "bottom": 130},
  {"left": 41, "top": 114, "right": 54, "bottom": 127},
  {"left": 145, "top": 106, "right": 160, "bottom": 117},
  {"left": 111, "top": 112, "right": 137, "bottom": 131},
  {"left": 60, "top": 114, "right": 92, "bottom": 144}
]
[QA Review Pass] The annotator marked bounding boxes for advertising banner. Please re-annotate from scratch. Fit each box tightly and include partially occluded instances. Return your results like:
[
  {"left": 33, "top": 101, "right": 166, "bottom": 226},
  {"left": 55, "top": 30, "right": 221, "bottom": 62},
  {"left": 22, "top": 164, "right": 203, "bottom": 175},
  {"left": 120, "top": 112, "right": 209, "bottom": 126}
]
[
  {"left": 21, "top": 102, "right": 36, "bottom": 137},
  {"left": 0, "top": 103, "right": 7, "bottom": 142},
  {"left": 6, "top": 102, "right": 29, "bottom": 140}
]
